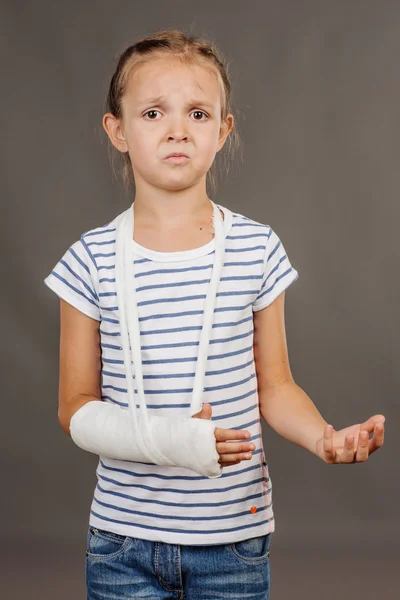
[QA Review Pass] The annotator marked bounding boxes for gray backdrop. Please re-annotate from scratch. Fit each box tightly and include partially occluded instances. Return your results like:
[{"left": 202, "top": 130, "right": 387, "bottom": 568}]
[{"left": 2, "top": 1, "right": 398, "bottom": 598}]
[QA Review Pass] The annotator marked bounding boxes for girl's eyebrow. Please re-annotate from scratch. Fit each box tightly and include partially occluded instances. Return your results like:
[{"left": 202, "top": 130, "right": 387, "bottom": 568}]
[{"left": 137, "top": 95, "right": 214, "bottom": 109}]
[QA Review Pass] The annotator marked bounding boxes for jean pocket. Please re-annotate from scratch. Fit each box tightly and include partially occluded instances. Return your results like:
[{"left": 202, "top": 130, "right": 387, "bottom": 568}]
[
  {"left": 229, "top": 533, "right": 271, "bottom": 564},
  {"left": 86, "top": 526, "right": 130, "bottom": 560}
]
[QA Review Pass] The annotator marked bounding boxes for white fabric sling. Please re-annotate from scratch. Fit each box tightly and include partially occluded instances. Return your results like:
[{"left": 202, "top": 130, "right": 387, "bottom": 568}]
[{"left": 69, "top": 199, "right": 227, "bottom": 478}]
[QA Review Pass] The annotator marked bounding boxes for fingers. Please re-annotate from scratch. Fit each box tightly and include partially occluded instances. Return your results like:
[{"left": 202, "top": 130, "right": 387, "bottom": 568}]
[
  {"left": 218, "top": 452, "right": 253, "bottom": 466},
  {"left": 217, "top": 440, "right": 256, "bottom": 454},
  {"left": 360, "top": 414, "right": 386, "bottom": 434},
  {"left": 214, "top": 427, "right": 251, "bottom": 442},
  {"left": 322, "top": 425, "right": 337, "bottom": 463},
  {"left": 322, "top": 425, "right": 358, "bottom": 463},
  {"left": 368, "top": 422, "right": 385, "bottom": 454},
  {"left": 337, "top": 432, "right": 358, "bottom": 463},
  {"left": 328, "top": 427, "right": 376, "bottom": 464},
  {"left": 214, "top": 428, "right": 257, "bottom": 467},
  {"left": 353, "top": 429, "right": 370, "bottom": 462},
  {"left": 220, "top": 460, "right": 241, "bottom": 467},
  {"left": 323, "top": 425, "right": 363, "bottom": 464},
  {"left": 341, "top": 426, "right": 383, "bottom": 463},
  {"left": 217, "top": 441, "right": 255, "bottom": 465},
  {"left": 323, "top": 419, "right": 385, "bottom": 465}
]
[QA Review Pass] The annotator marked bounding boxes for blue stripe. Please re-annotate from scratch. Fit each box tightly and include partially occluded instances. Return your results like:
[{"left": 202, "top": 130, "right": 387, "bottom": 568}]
[
  {"left": 97, "top": 258, "right": 264, "bottom": 275},
  {"left": 102, "top": 358, "right": 254, "bottom": 379},
  {"left": 97, "top": 469, "right": 267, "bottom": 495},
  {"left": 267, "top": 239, "right": 281, "bottom": 262},
  {"left": 83, "top": 227, "right": 115, "bottom": 238},
  {"left": 98, "top": 457, "right": 264, "bottom": 484},
  {"left": 99, "top": 316, "right": 252, "bottom": 339},
  {"left": 60, "top": 253, "right": 98, "bottom": 302},
  {"left": 100, "top": 399, "right": 259, "bottom": 422},
  {"left": 102, "top": 385, "right": 257, "bottom": 410},
  {"left": 141, "top": 329, "right": 253, "bottom": 348},
  {"left": 101, "top": 303, "right": 255, "bottom": 318},
  {"left": 99, "top": 300, "right": 255, "bottom": 313},
  {"left": 92, "top": 492, "right": 271, "bottom": 522},
  {"left": 80, "top": 237, "right": 98, "bottom": 271},
  {"left": 100, "top": 370, "right": 257, "bottom": 393},
  {"left": 69, "top": 247, "right": 90, "bottom": 275},
  {"left": 50, "top": 271, "right": 98, "bottom": 308},
  {"left": 257, "top": 267, "right": 295, "bottom": 302},
  {"left": 135, "top": 276, "right": 261, "bottom": 294},
  {"left": 98, "top": 292, "right": 258, "bottom": 309},
  {"left": 98, "top": 458, "right": 262, "bottom": 485},
  {"left": 142, "top": 344, "right": 254, "bottom": 365},
  {"left": 99, "top": 274, "right": 262, "bottom": 290},
  {"left": 232, "top": 221, "right": 267, "bottom": 228},
  {"left": 99, "top": 328, "right": 253, "bottom": 354}
]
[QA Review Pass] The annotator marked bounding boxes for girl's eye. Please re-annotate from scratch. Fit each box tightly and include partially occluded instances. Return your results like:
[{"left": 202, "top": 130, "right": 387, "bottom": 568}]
[
  {"left": 143, "top": 110, "right": 161, "bottom": 120},
  {"left": 142, "top": 110, "right": 208, "bottom": 121},
  {"left": 191, "top": 110, "right": 208, "bottom": 121}
]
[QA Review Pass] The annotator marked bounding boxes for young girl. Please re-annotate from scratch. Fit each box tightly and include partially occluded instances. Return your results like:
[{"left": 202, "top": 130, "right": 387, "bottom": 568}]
[{"left": 44, "top": 28, "right": 385, "bottom": 600}]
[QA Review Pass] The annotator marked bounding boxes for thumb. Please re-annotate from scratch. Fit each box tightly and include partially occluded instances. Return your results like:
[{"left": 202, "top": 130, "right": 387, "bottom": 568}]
[{"left": 192, "top": 402, "right": 212, "bottom": 420}]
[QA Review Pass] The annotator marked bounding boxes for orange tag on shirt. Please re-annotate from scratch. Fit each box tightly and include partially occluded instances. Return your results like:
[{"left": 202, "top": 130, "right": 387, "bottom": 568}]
[{"left": 250, "top": 506, "right": 257, "bottom": 514}]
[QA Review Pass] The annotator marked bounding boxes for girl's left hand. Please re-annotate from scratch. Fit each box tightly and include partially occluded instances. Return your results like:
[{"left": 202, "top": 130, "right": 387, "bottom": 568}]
[{"left": 315, "top": 415, "right": 385, "bottom": 464}]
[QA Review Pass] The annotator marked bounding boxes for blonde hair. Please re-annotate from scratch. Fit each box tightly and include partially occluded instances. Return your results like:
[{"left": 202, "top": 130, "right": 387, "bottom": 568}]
[{"left": 103, "top": 28, "right": 243, "bottom": 196}]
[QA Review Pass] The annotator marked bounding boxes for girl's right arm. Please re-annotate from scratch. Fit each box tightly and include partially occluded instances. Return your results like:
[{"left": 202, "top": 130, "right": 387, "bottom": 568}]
[
  {"left": 57, "top": 298, "right": 224, "bottom": 477},
  {"left": 58, "top": 298, "right": 102, "bottom": 436},
  {"left": 58, "top": 298, "right": 253, "bottom": 477}
]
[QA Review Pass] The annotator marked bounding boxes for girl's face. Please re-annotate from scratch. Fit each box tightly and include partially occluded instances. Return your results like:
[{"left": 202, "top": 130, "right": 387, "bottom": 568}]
[{"left": 106, "top": 57, "right": 233, "bottom": 192}]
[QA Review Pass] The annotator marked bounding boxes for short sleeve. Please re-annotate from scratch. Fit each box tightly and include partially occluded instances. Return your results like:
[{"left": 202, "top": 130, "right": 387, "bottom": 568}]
[
  {"left": 43, "top": 235, "right": 100, "bottom": 321},
  {"left": 252, "top": 227, "right": 299, "bottom": 312}
]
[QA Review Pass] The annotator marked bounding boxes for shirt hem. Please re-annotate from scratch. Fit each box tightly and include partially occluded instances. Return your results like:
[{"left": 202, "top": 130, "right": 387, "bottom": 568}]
[
  {"left": 88, "top": 514, "right": 275, "bottom": 545},
  {"left": 252, "top": 270, "right": 299, "bottom": 312}
]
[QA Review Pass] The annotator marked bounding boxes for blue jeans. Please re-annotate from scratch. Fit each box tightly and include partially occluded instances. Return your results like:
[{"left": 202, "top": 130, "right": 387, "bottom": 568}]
[{"left": 86, "top": 526, "right": 271, "bottom": 599}]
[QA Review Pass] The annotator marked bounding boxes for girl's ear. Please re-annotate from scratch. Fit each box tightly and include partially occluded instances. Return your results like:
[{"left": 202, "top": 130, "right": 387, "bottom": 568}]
[
  {"left": 102, "top": 113, "right": 129, "bottom": 153},
  {"left": 217, "top": 114, "right": 234, "bottom": 152}
]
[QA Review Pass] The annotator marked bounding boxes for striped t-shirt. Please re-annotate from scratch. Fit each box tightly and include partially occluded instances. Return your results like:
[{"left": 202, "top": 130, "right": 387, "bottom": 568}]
[{"left": 44, "top": 201, "right": 299, "bottom": 546}]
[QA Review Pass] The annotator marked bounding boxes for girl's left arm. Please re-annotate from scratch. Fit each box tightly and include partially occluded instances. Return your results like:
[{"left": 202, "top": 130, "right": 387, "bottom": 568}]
[
  {"left": 253, "top": 292, "right": 386, "bottom": 462},
  {"left": 253, "top": 290, "right": 327, "bottom": 456}
]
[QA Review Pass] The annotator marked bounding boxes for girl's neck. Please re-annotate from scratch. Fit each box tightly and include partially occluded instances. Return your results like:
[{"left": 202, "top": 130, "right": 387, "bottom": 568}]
[
  {"left": 131, "top": 198, "right": 224, "bottom": 253},
  {"left": 133, "top": 194, "right": 213, "bottom": 228}
]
